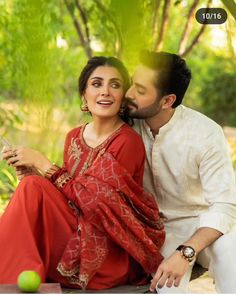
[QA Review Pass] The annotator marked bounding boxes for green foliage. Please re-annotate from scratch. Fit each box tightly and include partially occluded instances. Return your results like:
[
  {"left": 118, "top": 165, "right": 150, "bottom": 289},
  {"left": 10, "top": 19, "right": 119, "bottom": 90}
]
[
  {"left": 0, "top": 0, "right": 236, "bottom": 213},
  {"left": 0, "top": 161, "right": 18, "bottom": 214},
  {"left": 0, "top": 103, "right": 22, "bottom": 133},
  {"left": 108, "top": 0, "right": 150, "bottom": 67},
  {"left": 0, "top": 161, "right": 18, "bottom": 194},
  {"left": 199, "top": 57, "right": 236, "bottom": 126}
]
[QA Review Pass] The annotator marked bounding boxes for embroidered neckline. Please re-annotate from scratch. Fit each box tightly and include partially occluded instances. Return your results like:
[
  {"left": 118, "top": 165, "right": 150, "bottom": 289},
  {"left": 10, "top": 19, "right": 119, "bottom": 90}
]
[{"left": 80, "top": 123, "right": 126, "bottom": 151}]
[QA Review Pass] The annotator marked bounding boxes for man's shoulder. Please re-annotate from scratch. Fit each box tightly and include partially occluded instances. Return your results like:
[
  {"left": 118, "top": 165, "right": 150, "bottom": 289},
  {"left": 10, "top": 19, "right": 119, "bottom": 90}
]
[{"left": 181, "top": 105, "right": 222, "bottom": 134}]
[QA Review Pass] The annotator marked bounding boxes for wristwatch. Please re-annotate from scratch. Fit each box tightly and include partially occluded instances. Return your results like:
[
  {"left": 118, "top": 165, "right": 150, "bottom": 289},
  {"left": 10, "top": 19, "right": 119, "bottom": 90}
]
[{"left": 176, "top": 245, "right": 196, "bottom": 265}]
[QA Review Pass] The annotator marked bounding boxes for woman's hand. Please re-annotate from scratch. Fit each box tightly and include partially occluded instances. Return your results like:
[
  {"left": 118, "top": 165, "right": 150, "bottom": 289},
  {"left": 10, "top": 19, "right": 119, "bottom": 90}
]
[
  {"left": 2, "top": 146, "right": 52, "bottom": 174},
  {"left": 15, "top": 166, "right": 41, "bottom": 181}
]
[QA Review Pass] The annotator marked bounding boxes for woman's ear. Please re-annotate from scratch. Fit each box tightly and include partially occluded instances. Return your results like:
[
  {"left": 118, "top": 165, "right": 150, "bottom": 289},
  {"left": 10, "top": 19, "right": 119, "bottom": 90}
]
[{"left": 162, "top": 94, "right": 176, "bottom": 109}]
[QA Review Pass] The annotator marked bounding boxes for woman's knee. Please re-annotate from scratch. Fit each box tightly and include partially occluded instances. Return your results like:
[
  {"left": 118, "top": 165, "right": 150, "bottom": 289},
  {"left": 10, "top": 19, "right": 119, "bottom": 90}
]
[
  {"left": 18, "top": 175, "right": 49, "bottom": 190},
  {"left": 21, "top": 174, "right": 44, "bottom": 184},
  {"left": 14, "top": 175, "right": 48, "bottom": 203}
]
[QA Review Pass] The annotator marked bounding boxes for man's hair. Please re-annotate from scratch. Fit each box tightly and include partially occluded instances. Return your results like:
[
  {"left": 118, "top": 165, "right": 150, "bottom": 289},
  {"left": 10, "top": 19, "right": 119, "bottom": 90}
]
[{"left": 140, "top": 51, "right": 192, "bottom": 108}]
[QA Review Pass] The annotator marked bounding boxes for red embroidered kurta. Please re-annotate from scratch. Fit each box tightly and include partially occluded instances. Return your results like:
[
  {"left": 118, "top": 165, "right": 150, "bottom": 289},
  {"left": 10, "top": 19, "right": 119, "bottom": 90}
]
[{"left": 0, "top": 123, "right": 165, "bottom": 289}]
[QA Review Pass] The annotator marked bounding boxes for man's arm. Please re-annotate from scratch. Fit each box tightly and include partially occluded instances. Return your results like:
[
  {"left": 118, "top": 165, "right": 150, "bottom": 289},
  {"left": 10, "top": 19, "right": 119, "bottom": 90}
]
[
  {"left": 150, "top": 126, "right": 236, "bottom": 292},
  {"left": 150, "top": 227, "right": 222, "bottom": 291}
]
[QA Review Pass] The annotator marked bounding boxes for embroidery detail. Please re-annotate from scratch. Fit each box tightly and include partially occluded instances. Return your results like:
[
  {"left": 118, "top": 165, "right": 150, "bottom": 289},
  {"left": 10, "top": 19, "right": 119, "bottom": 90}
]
[
  {"left": 57, "top": 153, "right": 165, "bottom": 289},
  {"left": 80, "top": 123, "right": 124, "bottom": 152},
  {"left": 54, "top": 172, "right": 72, "bottom": 188},
  {"left": 68, "top": 137, "right": 83, "bottom": 176},
  {"left": 120, "top": 192, "right": 164, "bottom": 230},
  {"left": 68, "top": 200, "right": 81, "bottom": 216},
  {"left": 77, "top": 123, "right": 124, "bottom": 176},
  {"left": 79, "top": 149, "right": 95, "bottom": 176},
  {"left": 57, "top": 262, "right": 89, "bottom": 290}
]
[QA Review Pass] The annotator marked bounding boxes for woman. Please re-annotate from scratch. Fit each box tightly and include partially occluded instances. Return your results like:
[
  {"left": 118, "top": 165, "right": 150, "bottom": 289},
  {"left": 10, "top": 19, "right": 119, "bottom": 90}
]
[{"left": 0, "top": 56, "right": 165, "bottom": 289}]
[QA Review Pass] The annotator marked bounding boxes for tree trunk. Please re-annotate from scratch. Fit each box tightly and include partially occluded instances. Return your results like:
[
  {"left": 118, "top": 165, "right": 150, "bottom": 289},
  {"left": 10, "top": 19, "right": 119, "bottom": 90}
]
[
  {"left": 180, "top": 0, "right": 212, "bottom": 57},
  {"left": 151, "top": 0, "right": 162, "bottom": 50},
  {"left": 64, "top": 0, "right": 92, "bottom": 58},
  {"left": 154, "top": 0, "right": 171, "bottom": 52},
  {"left": 94, "top": 0, "right": 123, "bottom": 58},
  {"left": 178, "top": 0, "right": 200, "bottom": 56},
  {"left": 221, "top": 0, "right": 236, "bottom": 21}
]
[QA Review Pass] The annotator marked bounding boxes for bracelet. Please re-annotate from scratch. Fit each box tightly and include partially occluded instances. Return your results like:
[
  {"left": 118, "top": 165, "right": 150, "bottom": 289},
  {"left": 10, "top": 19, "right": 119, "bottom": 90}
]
[{"left": 44, "top": 163, "right": 60, "bottom": 179}]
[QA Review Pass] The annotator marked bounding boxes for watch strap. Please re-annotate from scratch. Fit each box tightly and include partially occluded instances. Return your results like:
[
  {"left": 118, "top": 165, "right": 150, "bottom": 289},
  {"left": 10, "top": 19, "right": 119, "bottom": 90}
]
[{"left": 176, "top": 245, "right": 185, "bottom": 251}]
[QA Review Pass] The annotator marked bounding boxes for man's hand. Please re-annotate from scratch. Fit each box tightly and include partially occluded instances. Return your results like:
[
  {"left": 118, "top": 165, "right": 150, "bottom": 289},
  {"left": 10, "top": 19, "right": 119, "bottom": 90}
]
[
  {"left": 149, "top": 227, "right": 223, "bottom": 292},
  {"left": 150, "top": 251, "right": 190, "bottom": 292}
]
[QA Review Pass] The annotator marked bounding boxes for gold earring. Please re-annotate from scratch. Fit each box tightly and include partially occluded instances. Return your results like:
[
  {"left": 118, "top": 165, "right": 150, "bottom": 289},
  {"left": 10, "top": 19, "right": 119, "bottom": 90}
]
[{"left": 81, "top": 97, "right": 89, "bottom": 112}]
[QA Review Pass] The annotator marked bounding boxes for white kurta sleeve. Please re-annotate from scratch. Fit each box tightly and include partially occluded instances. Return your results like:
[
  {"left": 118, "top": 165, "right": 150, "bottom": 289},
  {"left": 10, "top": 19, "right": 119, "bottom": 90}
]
[{"left": 198, "top": 127, "right": 236, "bottom": 234}]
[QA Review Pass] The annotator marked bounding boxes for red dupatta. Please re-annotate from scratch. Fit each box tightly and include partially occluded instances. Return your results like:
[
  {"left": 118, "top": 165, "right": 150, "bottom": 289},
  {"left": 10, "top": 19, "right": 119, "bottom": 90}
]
[{"left": 57, "top": 152, "right": 165, "bottom": 289}]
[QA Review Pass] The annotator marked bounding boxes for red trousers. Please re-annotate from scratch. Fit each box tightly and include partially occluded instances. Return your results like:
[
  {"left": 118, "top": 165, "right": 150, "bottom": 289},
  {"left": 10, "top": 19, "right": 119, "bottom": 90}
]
[{"left": 0, "top": 176, "right": 133, "bottom": 289}]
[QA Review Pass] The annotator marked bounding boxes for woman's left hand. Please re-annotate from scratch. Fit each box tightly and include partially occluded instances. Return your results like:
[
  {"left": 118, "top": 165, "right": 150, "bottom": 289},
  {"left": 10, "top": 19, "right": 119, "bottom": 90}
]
[{"left": 2, "top": 146, "right": 51, "bottom": 173}]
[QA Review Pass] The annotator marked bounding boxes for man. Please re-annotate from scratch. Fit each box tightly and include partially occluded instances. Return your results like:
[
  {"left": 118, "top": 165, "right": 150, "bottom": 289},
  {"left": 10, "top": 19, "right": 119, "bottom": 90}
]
[{"left": 126, "top": 51, "right": 236, "bottom": 293}]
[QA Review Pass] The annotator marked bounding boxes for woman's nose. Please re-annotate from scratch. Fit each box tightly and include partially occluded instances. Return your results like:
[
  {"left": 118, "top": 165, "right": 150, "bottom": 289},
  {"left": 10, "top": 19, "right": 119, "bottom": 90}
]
[{"left": 101, "top": 84, "right": 109, "bottom": 96}]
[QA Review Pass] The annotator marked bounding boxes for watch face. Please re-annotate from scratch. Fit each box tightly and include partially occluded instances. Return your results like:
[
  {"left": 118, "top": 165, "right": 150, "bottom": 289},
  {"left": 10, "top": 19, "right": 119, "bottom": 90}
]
[{"left": 183, "top": 246, "right": 195, "bottom": 258}]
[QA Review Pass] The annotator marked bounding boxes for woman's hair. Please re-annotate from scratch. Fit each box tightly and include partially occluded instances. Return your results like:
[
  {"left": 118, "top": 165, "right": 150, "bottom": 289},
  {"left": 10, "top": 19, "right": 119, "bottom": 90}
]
[
  {"left": 79, "top": 56, "right": 130, "bottom": 96},
  {"left": 78, "top": 56, "right": 132, "bottom": 124}
]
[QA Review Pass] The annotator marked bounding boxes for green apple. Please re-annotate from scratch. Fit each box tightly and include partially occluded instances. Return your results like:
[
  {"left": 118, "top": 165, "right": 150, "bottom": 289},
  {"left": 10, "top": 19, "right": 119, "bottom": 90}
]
[{"left": 17, "top": 270, "right": 41, "bottom": 293}]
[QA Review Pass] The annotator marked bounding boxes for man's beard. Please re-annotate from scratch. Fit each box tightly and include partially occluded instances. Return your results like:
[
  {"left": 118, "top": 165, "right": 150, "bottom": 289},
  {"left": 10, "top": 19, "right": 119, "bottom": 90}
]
[{"left": 126, "top": 99, "right": 162, "bottom": 119}]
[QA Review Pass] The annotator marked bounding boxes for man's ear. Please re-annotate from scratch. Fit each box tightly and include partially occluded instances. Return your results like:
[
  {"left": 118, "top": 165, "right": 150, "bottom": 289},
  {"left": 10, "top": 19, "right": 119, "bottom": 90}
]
[{"left": 162, "top": 94, "right": 176, "bottom": 109}]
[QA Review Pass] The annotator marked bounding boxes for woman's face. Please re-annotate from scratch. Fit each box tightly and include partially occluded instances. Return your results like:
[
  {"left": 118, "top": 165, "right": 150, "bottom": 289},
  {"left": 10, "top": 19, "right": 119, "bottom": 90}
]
[{"left": 84, "top": 65, "right": 125, "bottom": 119}]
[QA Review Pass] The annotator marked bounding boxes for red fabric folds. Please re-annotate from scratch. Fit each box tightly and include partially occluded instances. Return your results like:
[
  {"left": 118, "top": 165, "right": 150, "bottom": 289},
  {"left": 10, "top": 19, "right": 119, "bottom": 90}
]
[{"left": 57, "top": 152, "right": 165, "bottom": 289}]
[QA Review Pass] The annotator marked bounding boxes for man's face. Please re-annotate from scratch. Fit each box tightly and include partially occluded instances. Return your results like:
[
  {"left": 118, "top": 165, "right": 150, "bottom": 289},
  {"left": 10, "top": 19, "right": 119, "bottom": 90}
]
[{"left": 125, "top": 64, "right": 162, "bottom": 119}]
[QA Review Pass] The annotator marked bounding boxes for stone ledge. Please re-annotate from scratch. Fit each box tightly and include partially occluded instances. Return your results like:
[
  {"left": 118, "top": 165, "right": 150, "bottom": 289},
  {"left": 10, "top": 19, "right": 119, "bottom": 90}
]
[{"left": 62, "top": 264, "right": 207, "bottom": 294}]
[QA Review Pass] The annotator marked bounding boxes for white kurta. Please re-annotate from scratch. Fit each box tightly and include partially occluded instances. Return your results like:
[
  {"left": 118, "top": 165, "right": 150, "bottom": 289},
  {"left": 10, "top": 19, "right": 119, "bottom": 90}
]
[
  {"left": 134, "top": 104, "right": 236, "bottom": 233},
  {"left": 133, "top": 105, "right": 236, "bottom": 293}
]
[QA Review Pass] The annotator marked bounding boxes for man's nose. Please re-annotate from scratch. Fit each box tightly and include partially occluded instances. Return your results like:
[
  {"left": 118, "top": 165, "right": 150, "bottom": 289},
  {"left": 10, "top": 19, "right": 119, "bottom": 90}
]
[{"left": 125, "top": 85, "right": 134, "bottom": 99}]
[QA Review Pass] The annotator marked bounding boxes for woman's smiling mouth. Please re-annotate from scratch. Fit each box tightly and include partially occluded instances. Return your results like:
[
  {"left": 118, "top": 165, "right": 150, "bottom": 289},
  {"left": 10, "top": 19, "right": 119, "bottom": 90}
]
[{"left": 96, "top": 99, "right": 114, "bottom": 106}]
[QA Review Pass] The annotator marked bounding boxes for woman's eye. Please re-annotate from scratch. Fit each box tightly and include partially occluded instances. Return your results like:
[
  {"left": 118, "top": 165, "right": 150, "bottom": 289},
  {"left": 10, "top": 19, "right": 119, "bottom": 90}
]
[
  {"left": 111, "top": 83, "right": 121, "bottom": 89},
  {"left": 92, "top": 81, "right": 101, "bottom": 87}
]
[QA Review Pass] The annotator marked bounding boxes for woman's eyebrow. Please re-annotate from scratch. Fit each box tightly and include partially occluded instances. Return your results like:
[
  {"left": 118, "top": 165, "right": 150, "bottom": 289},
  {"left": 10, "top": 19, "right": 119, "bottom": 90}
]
[
  {"left": 90, "top": 77, "right": 122, "bottom": 82},
  {"left": 110, "top": 78, "right": 122, "bottom": 82},
  {"left": 90, "top": 77, "right": 103, "bottom": 80}
]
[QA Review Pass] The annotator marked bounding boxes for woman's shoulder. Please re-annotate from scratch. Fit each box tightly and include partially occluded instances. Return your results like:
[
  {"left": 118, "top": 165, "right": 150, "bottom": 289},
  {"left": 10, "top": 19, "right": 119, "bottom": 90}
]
[
  {"left": 112, "top": 123, "right": 145, "bottom": 148},
  {"left": 66, "top": 124, "right": 85, "bottom": 138},
  {"left": 121, "top": 123, "right": 143, "bottom": 138}
]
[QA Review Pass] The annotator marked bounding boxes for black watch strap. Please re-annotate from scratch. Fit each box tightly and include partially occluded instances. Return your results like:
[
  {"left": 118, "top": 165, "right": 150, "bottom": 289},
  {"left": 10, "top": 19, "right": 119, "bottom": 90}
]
[{"left": 176, "top": 245, "right": 185, "bottom": 251}]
